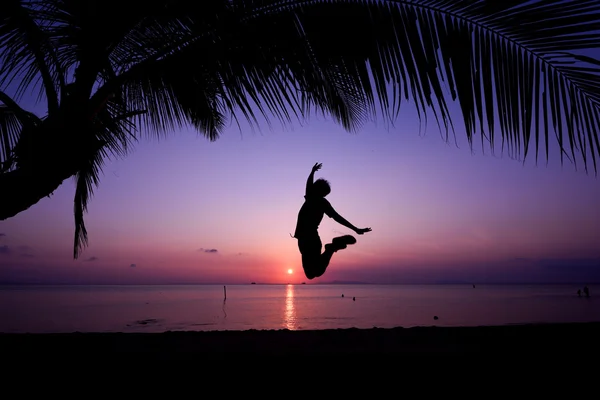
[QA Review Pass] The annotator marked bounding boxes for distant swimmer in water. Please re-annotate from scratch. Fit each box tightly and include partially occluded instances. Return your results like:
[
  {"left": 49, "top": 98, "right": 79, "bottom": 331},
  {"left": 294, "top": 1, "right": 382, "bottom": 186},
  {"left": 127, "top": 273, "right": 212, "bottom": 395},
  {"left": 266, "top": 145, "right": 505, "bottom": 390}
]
[{"left": 292, "top": 163, "right": 372, "bottom": 280}]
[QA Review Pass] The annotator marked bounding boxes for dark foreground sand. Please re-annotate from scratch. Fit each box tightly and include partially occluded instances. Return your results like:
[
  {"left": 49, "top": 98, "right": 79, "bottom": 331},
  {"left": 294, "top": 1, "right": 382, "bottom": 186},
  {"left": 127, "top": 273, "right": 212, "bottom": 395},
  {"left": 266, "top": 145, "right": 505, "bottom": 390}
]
[{"left": 2, "top": 322, "right": 600, "bottom": 359}]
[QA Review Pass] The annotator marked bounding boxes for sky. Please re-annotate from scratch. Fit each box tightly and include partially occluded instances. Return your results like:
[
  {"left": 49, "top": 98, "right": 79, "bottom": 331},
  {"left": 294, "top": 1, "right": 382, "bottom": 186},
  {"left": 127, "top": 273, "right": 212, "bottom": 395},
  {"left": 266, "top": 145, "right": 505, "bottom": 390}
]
[{"left": 1, "top": 90, "right": 599, "bottom": 285}]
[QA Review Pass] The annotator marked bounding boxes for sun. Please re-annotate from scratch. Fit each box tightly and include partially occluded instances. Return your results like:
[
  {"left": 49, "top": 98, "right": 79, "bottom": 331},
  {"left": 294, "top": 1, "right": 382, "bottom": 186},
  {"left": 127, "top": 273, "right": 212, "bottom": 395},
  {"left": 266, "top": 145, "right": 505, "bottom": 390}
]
[{"left": 287, "top": 269, "right": 293, "bottom": 274}]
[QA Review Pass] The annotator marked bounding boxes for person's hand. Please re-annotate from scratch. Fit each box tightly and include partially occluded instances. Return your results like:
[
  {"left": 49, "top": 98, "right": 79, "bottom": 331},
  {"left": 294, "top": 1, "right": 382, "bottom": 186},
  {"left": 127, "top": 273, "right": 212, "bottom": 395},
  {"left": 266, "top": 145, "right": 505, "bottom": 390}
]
[
  {"left": 356, "top": 227, "right": 372, "bottom": 235},
  {"left": 312, "top": 162, "right": 322, "bottom": 172}
]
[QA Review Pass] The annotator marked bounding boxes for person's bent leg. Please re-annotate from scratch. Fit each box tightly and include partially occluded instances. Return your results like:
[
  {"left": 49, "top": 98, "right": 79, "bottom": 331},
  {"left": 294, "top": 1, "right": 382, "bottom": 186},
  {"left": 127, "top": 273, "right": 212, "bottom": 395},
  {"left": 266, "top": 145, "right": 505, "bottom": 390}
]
[
  {"left": 298, "top": 235, "right": 322, "bottom": 280},
  {"left": 312, "top": 236, "right": 355, "bottom": 278},
  {"left": 312, "top": 235, "right": 357, "bottom": 278},
  {"left": 301, "top": 253, "right": 320, "bottom": 279},
  {"left": 298, "top": 233, "right": 353, "bottom": 279},
  {"left": 309, "top": 246, "right": 335, "bottom": 278}
]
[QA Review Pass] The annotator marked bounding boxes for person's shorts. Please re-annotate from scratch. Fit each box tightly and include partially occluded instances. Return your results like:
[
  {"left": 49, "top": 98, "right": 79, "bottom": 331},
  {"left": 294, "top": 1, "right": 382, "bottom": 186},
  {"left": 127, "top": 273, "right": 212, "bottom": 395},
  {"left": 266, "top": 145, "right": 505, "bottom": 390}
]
[{"left": 296, "top": 232, "right": 322, "bottom": 259}]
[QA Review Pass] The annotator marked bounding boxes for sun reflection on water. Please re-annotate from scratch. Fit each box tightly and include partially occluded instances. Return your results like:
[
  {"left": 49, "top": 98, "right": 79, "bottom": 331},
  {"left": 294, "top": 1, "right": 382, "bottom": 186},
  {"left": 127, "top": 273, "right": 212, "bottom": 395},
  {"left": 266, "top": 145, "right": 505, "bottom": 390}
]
[{"left": 284, "top": 284, "right": 297, "bottom": 330}]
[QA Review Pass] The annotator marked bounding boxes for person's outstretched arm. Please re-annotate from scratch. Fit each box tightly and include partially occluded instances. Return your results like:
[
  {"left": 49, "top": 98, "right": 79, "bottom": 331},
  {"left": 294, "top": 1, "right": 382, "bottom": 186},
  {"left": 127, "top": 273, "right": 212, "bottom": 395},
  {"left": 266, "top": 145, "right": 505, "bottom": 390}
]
[
  {"left": 326, "top": 205, "right": 372, "bottom": 235},
  {"left": 305, "top": 162, "right": 322, "bottom": 196}
]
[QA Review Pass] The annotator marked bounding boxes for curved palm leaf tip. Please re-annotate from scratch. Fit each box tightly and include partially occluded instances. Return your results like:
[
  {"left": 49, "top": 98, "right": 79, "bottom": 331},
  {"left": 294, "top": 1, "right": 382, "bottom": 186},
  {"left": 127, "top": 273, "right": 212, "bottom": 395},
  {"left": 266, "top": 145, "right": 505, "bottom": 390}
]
[
  {"left": 282, "top": 0, "right": 600, "bottom": 170},
  {"left": 1, "top": 1, "right": 600, "bottom": 259}
]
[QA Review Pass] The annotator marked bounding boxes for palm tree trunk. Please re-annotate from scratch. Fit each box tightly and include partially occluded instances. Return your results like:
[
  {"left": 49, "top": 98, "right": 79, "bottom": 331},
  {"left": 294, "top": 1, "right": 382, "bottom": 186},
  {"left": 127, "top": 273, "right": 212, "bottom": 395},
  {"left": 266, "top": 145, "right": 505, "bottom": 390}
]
[{"left": 0, "top": 165, "right": 74, "bottom": 220}]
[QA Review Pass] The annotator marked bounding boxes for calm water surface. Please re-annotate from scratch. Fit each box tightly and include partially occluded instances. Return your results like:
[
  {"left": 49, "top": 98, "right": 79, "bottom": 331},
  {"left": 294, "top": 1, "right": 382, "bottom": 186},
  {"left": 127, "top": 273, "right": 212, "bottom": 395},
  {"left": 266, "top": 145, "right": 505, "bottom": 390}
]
[{"left": 0, "top": 284, "right": 598, "bottom": 333}]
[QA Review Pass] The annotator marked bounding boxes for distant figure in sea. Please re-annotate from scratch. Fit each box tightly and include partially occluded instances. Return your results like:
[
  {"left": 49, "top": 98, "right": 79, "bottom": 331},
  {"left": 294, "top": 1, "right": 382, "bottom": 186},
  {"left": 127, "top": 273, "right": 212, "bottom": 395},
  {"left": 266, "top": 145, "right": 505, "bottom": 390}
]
[
  {"left": 293, "top": 162, "right": 372, "bottom": 280},
  {"left": 584, "top": 286, "right": 590, "bottom": 298},
  {"left": 578, "top": 289, "right": 582, "bottom": 297}
]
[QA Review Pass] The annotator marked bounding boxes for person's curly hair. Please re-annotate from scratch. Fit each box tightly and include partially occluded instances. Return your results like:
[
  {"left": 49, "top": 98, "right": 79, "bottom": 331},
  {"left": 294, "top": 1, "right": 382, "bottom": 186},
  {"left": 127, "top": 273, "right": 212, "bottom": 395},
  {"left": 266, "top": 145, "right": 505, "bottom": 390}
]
[{"left": 312, "top": 178, "right": 331, "bottom": 197}]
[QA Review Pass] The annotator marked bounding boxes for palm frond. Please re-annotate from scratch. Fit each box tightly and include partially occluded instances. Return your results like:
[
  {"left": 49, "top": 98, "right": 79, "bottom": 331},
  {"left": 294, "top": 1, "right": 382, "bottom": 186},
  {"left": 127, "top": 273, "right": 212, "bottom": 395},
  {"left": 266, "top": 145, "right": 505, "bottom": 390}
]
[
  {"left": 0, "top": 0, "right": 64, "bottom": 112},
  {"left": 72, "top": 147, "right": 103, "bottom": 259},
  {"left": 0, "top": 89, "right": 41, "bottom": 171},
  {"left": 83, "top": 0, "right": 600, "bottom": 173},
  {"left": 38, "top": 0, "right": 178, "bottom": 100},
  {"left": 0, "top": 107, "right": 21, "bottom": 172},
  {"left": 72, "top": 99, "right": 145, "bottom": 257},
  {"left": 93, "top": 98, "right": 143, "bottom": 158},
  {"left": 268, "top": 0, "right": 600, "bottom": 172},
  {"left": 89, "top": 1, "right": 375, "bottom": 140}
]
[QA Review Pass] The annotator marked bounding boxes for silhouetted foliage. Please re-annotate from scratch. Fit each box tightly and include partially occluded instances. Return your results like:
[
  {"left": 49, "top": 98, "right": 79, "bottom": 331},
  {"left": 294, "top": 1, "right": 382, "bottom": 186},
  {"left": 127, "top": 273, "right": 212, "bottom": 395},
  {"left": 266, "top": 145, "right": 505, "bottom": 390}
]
[{"left": 1, "top": 0, "right": 600, "bottom": 258}]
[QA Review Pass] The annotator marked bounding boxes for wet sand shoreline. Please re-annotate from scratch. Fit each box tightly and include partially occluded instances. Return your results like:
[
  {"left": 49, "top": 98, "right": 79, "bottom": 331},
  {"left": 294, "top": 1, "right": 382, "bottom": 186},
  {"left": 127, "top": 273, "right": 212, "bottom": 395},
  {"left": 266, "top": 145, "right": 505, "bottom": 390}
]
[{"left": 2, "top": 322, "right": 599, "bottom": 358}]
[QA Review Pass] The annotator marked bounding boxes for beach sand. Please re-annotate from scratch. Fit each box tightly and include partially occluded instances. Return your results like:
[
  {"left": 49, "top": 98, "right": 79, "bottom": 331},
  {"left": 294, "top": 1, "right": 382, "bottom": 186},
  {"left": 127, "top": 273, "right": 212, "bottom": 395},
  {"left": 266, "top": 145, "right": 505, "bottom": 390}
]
[{"left": 2, "top": 322, "right": 600, "bottom": 359}]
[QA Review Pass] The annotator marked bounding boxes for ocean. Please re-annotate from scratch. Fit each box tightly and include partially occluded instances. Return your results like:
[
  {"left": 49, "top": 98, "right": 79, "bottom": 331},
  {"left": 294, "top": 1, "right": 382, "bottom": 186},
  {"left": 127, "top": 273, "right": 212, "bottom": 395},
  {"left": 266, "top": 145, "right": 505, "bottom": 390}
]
[{"left": 0, "top": 284, "right": 598, "bottom": 333}]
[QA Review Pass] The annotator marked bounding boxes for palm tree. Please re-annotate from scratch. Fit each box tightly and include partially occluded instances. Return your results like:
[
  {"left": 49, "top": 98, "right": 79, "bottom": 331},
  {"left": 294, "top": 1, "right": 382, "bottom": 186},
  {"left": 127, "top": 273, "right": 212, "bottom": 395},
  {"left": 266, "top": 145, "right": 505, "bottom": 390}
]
[{"left": 1, "top": 0, "right": 600, "bottom": 259}]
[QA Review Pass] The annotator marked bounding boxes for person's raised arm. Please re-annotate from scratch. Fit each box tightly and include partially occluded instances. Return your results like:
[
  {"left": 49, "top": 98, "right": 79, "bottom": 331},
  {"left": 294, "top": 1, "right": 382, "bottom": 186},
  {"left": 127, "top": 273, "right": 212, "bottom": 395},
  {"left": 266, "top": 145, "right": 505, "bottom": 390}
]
[{"left": 305, "top": 162, "right": 322, "bottom": 196}]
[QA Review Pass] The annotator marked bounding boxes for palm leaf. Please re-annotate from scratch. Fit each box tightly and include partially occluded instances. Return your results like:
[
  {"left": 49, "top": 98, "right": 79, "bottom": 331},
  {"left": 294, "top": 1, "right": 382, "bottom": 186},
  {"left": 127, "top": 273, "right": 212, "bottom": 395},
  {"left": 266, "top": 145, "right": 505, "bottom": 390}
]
[
  {"left": 72, "top": 147, "right": 103, "bottom": 259},
  {"left": 89, "top": 1, "right": 384, "bottom": 140},
  {"left": 0, "top": 0, "right": 63, "bottom": 112},
  {"left": 272, "top": 0, "right": 600, "bottom": 171},
  {"left": 72, "top": 99, "right": 145, "bottom": 258},
  {"left": 0, "top": 89, "right": 41, "bottom": 171},
  {"left": 82, "top": 0, "right": 600, "bottom": 174},
  {"left": 0, "top": 106, "right": 21, "bottom": 172}
]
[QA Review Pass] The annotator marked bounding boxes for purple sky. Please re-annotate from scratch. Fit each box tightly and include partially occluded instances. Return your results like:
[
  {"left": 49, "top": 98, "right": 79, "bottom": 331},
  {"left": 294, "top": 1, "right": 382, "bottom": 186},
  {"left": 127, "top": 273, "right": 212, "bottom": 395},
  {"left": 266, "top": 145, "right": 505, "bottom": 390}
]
[{"left": 1, "top": 94, "right": 599, "bottom": 285}]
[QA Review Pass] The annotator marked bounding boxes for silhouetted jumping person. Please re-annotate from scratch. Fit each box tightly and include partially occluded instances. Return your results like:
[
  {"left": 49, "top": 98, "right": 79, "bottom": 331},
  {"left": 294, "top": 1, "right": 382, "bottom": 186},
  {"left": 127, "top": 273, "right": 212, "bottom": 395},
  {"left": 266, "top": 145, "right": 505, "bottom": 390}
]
[{"left": 293, "top": 163, "right": 372, "bottom": 279}]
